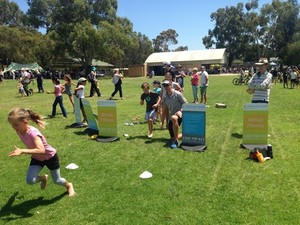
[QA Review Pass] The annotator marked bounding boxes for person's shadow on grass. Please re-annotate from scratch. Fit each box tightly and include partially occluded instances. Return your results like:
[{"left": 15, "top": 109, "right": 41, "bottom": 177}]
[
  {"left": 0, "top": 191, "right": 66, "bottom": 222},
  {"left": 126, "top": 135, "right": 169, "bottom": 146},
  {"left": 231, "top": 132, "right": 243, "bottom": 139}
]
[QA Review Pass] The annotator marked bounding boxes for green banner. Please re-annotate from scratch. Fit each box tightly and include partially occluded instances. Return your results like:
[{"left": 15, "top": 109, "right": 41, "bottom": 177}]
[
  {"left": 82, "top": 99, "right": 98, "bottom": 131},
  {"left": 97, "top": 100, "right": 118, "bottom": 137},
  {"left": 243, "top": 103, "right": 268, "bottom": 145}
]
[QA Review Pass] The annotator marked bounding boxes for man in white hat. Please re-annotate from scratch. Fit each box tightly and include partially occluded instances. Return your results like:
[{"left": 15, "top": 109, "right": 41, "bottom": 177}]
[{"left": 247, "top": 58, "right": 273, "bottom": 103}]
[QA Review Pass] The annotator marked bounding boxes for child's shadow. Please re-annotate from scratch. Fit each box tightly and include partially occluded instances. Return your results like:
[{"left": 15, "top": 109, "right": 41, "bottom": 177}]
[{"left": 0, "top": 191, "right": 66, "bottom": 222}]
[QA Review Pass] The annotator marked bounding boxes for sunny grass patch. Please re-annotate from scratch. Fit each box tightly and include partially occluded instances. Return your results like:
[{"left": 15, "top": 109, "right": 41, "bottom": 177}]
[{"left": 0, "top": 75, "right": 300, "bottom": 224}]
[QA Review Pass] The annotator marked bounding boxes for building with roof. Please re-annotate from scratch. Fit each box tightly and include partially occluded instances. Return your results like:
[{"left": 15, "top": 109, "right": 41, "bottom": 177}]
[{"left": 144, "top": 48, "right": 227, "bottom": 76}]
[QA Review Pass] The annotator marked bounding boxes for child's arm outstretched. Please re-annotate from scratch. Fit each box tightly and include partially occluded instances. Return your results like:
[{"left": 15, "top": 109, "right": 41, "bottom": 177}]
[{"left": 9, "top": 136, "right": 45, "bottom": 157}]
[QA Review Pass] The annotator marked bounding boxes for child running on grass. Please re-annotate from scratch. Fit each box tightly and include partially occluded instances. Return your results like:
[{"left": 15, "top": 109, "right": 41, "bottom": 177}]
[
  {"left": 63, "top": 74, "right": 76, "bottom": 113},
  {"left": 140, "top": 82, "right": 161, "bottom": 138},
  {"left": 7, "top": 108, "right": 76, "bottom": 197},
  {"left": 74, "top": 77, "right": 88, "bottom": 124},
  {"left": 47, "top": 76, "right": 67, "bottom": 118}
]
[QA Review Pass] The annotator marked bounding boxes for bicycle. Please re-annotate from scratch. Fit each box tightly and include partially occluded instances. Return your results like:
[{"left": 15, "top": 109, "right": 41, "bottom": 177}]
[{"left": 232, "top": 75, "right": 251, "bottom": 85}]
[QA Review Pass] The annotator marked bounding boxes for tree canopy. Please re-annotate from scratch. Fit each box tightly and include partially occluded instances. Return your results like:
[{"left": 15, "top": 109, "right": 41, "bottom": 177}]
[
  {"left": 1, "top": 0, "right": 299, "bottom": 71},
  {"left": 203, "top": 0, "right": 299, "bottom": 65}
]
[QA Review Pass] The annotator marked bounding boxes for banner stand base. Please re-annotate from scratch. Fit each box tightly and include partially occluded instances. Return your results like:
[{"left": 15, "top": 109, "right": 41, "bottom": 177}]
[
  {"left": 240, "top": 144, "right": 267, "bottom": 151},
  {"left": 83, "top": 128, "right": 98, "bottom": 136},
  {"left": 180, "top": 144, "right": 207, "bottom": 152},
  {"left": 96, "top": 136, "right": 120, "bottom": 142},
  {"left": 68, "top": 122, "right": 88, "bottom": 128}
]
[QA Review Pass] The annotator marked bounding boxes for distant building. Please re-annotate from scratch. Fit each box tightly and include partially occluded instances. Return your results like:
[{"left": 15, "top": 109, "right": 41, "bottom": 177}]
[{"left": 144, "top": 48, "right": 227, "bottom": 76}]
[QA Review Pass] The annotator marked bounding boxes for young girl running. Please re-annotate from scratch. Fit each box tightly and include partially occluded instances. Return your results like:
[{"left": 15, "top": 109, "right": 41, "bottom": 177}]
[
  {"left": 7, "top": 108, "right": 75, "bottom": 197},
  {"left": 63, "top": 74, "right": 75, "bottom": 113},
  {"left": 47, "top": 77, "right": 67, "bottom": 118}
]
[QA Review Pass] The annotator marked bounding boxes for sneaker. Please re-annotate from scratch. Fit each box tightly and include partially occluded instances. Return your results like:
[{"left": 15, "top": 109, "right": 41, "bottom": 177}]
[
  {"left": 170, "top": 140, "right": 178, "bottom": 149},
  {"left": 48, "top": 115, "right": 55, "bottom": 118},
  {"left": 148, "top": 133, "right": 153, "bottom": 139}
]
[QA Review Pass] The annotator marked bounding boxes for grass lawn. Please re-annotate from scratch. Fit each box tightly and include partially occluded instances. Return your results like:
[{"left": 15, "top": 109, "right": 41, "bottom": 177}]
[{"left": 0, "top": 75, "right": 299, "bottom": 225}]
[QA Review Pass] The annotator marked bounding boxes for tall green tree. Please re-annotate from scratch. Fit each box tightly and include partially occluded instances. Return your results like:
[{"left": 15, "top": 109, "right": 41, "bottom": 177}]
[
  {"left": 0, "top": 25, "right": 54, "bottom": 66},
  {"left": 69, "top": 19, "right": 101, "bottom": 72},
  {"left": 98, "top": 18, "right": 138, "bottom": 67},
  {"left": 153, "top": 29, "right": 178, "bottom": 52},
  {"left": 259, "top": 0, "right": 299, "bottom": 60},
  {"left": 243, "top": 0, "right": 261, "bottom": 61},
  {"left": 123, "top": 32, "right": 153, "bottom": 66},
  {"left": 0, "top": 0, "right": 25, "bottom": 26},
  {"left": 285, "top": 18, "right": 300, "bottom": 65},
  {"left": 202, "top": 3, "right": 246, "bottom": 66},
  {"left": 203, "top": 0, "right": 299, "bottom": 65}
]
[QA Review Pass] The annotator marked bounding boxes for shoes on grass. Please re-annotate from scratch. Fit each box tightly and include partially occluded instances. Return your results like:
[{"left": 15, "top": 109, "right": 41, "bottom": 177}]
[{"left": 170, "top": 140, "right": 178, "bottom": 149}]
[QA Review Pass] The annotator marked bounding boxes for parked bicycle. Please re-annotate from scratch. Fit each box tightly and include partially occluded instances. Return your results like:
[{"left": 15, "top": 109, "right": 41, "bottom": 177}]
[{"left": 232, "top": 74, "right": 251, "bottom": 85}]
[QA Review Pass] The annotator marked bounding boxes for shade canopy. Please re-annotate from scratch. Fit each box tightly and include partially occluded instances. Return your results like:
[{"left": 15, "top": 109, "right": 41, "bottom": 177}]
[{"left": 4, "top": 62, "right": 44, "bottom": 73}]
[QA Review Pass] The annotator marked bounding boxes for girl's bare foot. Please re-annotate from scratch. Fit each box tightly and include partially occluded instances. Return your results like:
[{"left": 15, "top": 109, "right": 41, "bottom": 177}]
[
  {"left": 66, "top": 182, "right": 76, "bottom": 197},
  {"left": 40, "top": 174, "right": 48, "bottom": 190}
]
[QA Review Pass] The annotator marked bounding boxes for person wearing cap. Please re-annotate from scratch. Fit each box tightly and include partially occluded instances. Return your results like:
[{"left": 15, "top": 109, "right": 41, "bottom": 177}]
[
  {"left": 88, "top": 67, "right": 101, "bottom": 97},
  {"left": 247, "top": 58, "right": 272, "bottom": 103},
  {"left": 163, "top": 61, "right": 176, "bottom": 82},
  {"left": 152, "top": 80, "right": 162, "bottom": 122},
  {"left": 140, "top": 82, "right": 161, "bottom": 138},
  {"left": 109, "top": 68, "right": 124, "bottom": 100},
  {"left": 74, "top": 77, "right": 88, "bottom": 123},
  {"left": 152, "top": 80, "right": 161, "bottom": 94},
  {"left": 200, "top": 66, "right": 209, "bottom": 104},
  {"left": 161, "top": 79, "right": 187, "bottom": 149},
  {"left": 191, "top": 67, "right": 199, "bottom": 103}
]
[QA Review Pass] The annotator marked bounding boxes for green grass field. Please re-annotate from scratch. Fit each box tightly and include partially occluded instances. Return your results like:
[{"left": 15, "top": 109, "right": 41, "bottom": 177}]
[{"left": 0, "top": 75, "right": 299, "bottom": 225}]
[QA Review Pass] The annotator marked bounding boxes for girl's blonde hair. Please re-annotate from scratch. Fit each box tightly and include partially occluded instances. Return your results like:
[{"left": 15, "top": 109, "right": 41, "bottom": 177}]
[{"left": 8, "top": 108, "right": 46, "bottom": 129}]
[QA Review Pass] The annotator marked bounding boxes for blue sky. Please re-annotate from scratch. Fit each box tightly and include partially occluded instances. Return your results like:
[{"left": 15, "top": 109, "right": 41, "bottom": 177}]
[{"left": 15, "top": 0, "right": 271, "bottom": 50}]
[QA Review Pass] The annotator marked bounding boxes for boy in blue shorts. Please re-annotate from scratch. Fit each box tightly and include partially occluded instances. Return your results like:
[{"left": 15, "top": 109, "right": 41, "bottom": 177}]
[{"left": 140, "top": 82, "right": 161, "bottom": 138}]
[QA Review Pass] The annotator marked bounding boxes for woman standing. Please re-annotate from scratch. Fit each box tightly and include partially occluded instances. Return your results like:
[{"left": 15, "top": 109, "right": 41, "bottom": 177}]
[
  {"left": 109, "top": 68, "right": 124, "bottom": 100},
  {"left": 190, "top": 67, "right": 199, "bottom": 103}
]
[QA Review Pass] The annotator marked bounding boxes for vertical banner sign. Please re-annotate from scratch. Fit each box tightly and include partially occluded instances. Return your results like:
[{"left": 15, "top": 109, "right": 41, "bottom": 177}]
[
  {"left": 243, "top": 103, "right": 268, "bottom": 145},
  {"left": 82, "top": 99, "right": 98, "bottom": 131},
  {"left": 73, "top": 96, "right": 81, "bottom": 124},
  {"left": 182, "top": 103, "right": 206, "bottom": 146},
  {"left": 97, "top": 100, "right": 117, "bottom": 137}
]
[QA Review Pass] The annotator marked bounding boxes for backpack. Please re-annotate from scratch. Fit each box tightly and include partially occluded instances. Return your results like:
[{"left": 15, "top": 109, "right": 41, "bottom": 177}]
[{"left": 87, "top": 73, "right": 92, "bottom": 82}]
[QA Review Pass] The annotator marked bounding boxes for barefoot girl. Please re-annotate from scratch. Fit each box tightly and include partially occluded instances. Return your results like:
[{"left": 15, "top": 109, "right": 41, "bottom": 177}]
[{"left": 8, "top": 108, "right": 76, "bottom": 197}]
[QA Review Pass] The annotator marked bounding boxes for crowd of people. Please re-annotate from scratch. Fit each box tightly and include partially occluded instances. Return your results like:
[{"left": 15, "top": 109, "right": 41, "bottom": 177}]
[{"left": 139, "top": 61, "right": 210, "bottom": 149}]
